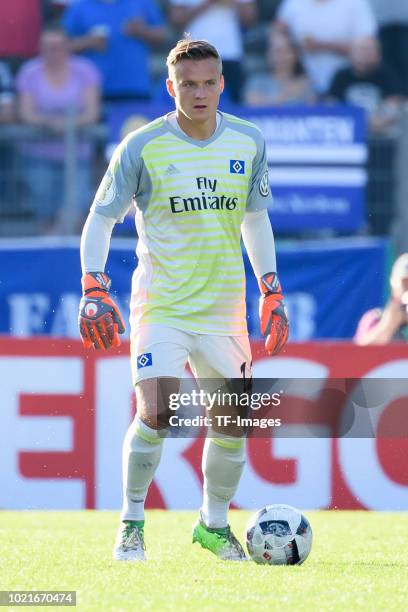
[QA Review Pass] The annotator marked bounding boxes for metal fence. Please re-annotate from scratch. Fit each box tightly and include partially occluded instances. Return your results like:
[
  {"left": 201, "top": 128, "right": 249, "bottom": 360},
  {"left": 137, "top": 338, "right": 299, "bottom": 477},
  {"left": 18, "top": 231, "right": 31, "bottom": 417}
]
[
  {"left": 0, "top": 123, "right": 107, "bottom": 237},
  {"left": 0, "top": 119, "right": 405, "bottom": 242},
  {"left": 366, "top": 134, "right": 397, "bottom": 237}
]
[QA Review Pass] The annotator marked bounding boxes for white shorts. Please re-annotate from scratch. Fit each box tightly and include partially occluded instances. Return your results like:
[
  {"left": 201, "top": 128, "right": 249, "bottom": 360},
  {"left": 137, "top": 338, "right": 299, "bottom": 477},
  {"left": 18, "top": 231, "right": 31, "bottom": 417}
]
[{"left": 130, "top": 324, "right": 252, "bottom": 385}]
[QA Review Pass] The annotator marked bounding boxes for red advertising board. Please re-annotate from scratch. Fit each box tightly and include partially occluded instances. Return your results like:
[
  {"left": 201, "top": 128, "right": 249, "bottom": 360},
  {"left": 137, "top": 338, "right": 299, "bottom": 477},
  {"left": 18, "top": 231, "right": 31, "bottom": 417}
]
[{"left": 1, "top": 338, "right": 407, "bottom": 510}]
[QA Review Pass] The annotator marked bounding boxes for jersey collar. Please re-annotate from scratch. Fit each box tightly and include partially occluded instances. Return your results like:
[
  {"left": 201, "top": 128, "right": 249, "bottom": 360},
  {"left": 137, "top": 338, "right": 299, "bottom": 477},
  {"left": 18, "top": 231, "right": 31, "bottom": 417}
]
[{"left": 164, "top": 111, "right": 226, "bottom": 148}]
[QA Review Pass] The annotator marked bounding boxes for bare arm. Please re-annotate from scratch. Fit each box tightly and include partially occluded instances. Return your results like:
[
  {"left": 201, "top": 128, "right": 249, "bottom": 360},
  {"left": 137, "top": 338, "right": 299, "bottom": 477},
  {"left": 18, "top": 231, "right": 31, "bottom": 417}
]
[
  {"left": 169, "top": 1, "right": 213, "bottom": 29},
  {"left": 170, "top": 0, "right": 257, "bottom": 28},
  {"left": 301, "top": 37, "right": 351, "bottom": 57},
  {"left": 123, "top": 20, "right": 167, "bottom": 45},
  {"left": 355, "top": 300, "right": 408, "bottom": 345},
  {"left": 19, "top": 86, "right": 100, "bottom": 129},
  {"left": 369, "top": 97, "right": 403, "bottom": 133},
  {"left": 68, "top": 33, "right": 107, "bottom": 53},
  {"left": 19, "top": 91, "right": 49, "bottom": 127},
  {"left": 74, "top": 84, "right": 100, "bottom": 127},
  {"left": 274, "top": 18, "right": 351, "bottom": 57}
]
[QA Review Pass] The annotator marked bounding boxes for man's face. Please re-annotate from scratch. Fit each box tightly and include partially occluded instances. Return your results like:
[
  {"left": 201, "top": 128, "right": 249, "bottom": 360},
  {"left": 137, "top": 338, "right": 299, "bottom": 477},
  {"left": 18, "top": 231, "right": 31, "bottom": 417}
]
[
  {"left": 166, "top": 58, "right": 224, "bottom": 124},
  {"left": 351, "top": 38, "right": 380, "bottom": 73}
]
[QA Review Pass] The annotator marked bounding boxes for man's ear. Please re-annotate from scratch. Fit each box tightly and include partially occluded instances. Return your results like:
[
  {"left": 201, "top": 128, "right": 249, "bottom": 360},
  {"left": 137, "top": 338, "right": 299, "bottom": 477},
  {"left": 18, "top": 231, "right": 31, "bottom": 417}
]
[
  {"left": 220, "top": 74, "right": 225, "bottom": 93},
  {"left": 166, "top": 78, "right": 176, "bottom": 98}
]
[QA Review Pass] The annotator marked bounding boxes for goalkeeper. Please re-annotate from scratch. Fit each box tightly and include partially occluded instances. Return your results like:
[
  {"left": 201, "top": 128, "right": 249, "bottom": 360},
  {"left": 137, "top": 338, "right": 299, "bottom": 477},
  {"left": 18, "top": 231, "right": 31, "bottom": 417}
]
[{"left": 79, "top": 38, "right": 288, "bottom": 562}]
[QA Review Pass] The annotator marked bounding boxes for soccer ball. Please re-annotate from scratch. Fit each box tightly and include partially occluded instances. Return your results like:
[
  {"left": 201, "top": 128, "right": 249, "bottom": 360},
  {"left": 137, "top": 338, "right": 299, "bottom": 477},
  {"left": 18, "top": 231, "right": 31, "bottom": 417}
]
[{"left": 246, "top": 504, "right": 312, "bottom": 565}]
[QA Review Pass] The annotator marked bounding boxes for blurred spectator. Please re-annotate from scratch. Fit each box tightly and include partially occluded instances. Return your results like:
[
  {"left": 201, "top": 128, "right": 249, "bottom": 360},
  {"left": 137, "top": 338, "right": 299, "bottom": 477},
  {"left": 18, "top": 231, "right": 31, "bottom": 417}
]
[
  {"left": 275, "top": 0, "right": 377, "bottom": 96},
  {"left": 16, "top": 27, "right": 101, "bottom": 233},
  {"left": 244, "top": 31, "right": 316, "bottom": 106},
  {"left": 42, "top": 1, "right": 67, "bottom": 23},
  {"left": 0, "top": 62, "right": 15, "bottom": 124},
  {"left": 0, "top": 1, "right": 42, "bottom": 58},
  {"left": 368, "top": 0, "right": 408, "bottom": 95},
  {"left": 50, "top": 0, "right": 80, "bottom": 12},
  {"left": 256, "top": 0, "right": 282, "bottom": 23},
  {"left": 242, "top": 0, "right": 282, "bottom": 61},
  {"left": 62, "top": 0, "right": 166, "bottom": 101},
  {"left": 168, "top": 0, "right": 258, "bottom": 103},
  {"left": 327, "top": 37, "right": 402, "bottom": 134},
  {"left": 354, "top": 253, "right": 408, "bottom": 344},
  {"left": 0, "top": 62, "right": 16, "bottom": 217},
  {"left": 46, "top": 1, "right": 80, "bottom": 20}
]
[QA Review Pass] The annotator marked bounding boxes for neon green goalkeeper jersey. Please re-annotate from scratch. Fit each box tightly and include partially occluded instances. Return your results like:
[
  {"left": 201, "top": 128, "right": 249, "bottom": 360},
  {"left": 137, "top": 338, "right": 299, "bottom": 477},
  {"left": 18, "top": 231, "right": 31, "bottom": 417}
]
[{"left": 93, "top": 111, "right": 273, "bottom": 335}]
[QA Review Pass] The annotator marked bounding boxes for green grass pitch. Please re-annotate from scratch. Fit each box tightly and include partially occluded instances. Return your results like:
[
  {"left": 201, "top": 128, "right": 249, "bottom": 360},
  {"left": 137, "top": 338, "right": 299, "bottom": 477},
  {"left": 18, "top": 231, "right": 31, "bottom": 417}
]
[{"left": 2, "top": 510, "right": 408, "bottom": 611}]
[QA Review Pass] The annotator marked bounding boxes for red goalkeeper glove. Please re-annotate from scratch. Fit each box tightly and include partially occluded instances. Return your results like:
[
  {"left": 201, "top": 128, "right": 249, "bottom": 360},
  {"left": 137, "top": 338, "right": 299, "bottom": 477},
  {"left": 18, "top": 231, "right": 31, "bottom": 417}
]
[
  {"left": 79, "top": 272, "right": 125, "bottom": 350},
  {"left": 258, "top": 272, "right": 289, "bottom": 355}
]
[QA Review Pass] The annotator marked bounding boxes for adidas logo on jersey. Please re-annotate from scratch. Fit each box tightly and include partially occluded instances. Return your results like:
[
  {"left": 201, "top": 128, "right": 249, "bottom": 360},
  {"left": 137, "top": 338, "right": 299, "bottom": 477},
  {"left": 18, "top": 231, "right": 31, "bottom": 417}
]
[{"left": 164, "top": 164, "right": 180, "bottom": 176}]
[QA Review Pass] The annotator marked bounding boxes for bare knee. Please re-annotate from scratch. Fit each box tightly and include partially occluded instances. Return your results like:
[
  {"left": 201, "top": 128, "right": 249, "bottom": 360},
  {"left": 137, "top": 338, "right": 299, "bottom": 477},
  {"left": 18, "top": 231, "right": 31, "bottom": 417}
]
[{"left": 136, "top": 377, "right": 180, "bottom": 429}]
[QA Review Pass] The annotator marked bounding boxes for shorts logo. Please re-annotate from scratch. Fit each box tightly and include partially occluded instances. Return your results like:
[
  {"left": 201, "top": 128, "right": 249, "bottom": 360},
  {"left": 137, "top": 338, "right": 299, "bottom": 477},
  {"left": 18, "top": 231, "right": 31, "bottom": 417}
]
[
  {"left": 259, "top": 170, "right": 270, "bottom": 197},
  {"left": 137, "top": 352, "right": 153, "bottom": 369},
  {"left": 230, "top": 160, "right": 245, "bottom": 174}
]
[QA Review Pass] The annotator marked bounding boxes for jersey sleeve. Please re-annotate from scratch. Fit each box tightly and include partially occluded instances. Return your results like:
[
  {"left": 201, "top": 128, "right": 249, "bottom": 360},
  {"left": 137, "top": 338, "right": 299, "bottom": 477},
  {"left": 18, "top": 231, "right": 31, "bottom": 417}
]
[
  {"left": 91, "top": 134, "right": 143, "bottom": 222},
  {"left": 246, "top": 131, "right": 273, "bottom": 212}
]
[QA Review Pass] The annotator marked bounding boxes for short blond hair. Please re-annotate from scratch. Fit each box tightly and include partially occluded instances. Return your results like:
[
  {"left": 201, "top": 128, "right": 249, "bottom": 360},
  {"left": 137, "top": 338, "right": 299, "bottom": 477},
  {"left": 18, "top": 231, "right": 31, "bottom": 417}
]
[{"left": 166, "top": 38, "right": 222, "bottom": 73}]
